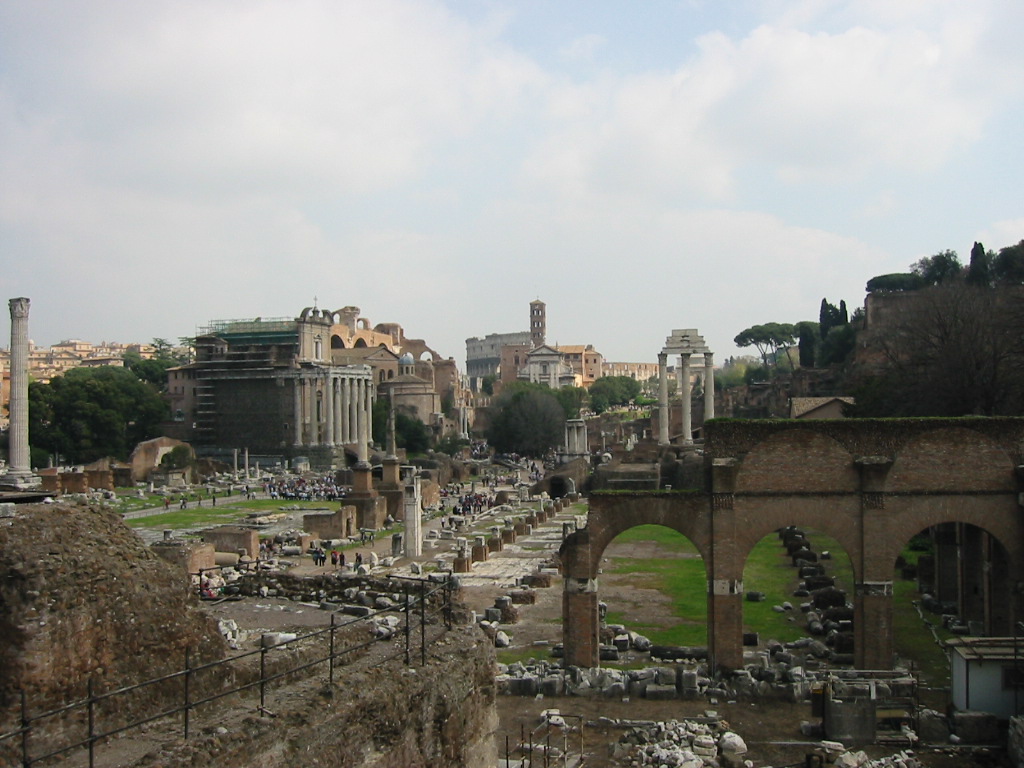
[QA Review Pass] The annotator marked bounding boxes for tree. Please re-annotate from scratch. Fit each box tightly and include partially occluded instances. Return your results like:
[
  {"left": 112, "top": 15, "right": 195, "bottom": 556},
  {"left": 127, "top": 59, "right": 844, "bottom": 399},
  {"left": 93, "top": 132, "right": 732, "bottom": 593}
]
[
  {"left": 28, "top": 367, "right": 170, "bottom": 463},
  {"left": 371, "top": 399, "right": 432, "bottom": 454},
  {"left": 123, "top": 350, "right": 177, "bottom": 391},
  {"left": 847, "top": 282, "right": 1024, "bottom": 416},
  {"left": 865, "top": 273, "right": 926, "bottom": 293},
  {"left": 966, "top": 241, "right": 992, "bottom": 287},
  {"left": 993, "top": 240, "right": 1024, "bottom": 285},
  {"left": 554, "top": 386, "right": 587, "bottom": 419},
  {"left": 797, "top": 321, "right": 818, "bottom": 367},
  {"left": 734, "top": 323, "right": 796, "bottom": 369},
  {"left": 480, "top": 375, "right": 497, "bottom": 396},
  {"left": 485, "top": 383, "right": 565, "bottom": 456},
  {"left": 819, "top": 324, "right": 856, "bottom": 367},
  {"left": 911, "top": 250, "right": 962, "bottom": 285},
  {"left": 587, "top": 376, "right": 641, "bottom": 413}
]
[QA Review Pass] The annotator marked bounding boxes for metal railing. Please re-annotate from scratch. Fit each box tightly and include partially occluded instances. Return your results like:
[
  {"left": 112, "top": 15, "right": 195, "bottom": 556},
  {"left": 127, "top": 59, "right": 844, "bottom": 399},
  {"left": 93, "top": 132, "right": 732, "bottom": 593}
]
[{"left": 0, "top": 576, "right": 455, "bottom": 768}]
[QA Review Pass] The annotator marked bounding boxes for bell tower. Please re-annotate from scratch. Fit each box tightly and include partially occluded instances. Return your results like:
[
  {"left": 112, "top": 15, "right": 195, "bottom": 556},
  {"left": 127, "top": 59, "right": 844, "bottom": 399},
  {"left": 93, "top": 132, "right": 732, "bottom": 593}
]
[{"left": 530, "top": 299, "right": 546, "bottom": 349}]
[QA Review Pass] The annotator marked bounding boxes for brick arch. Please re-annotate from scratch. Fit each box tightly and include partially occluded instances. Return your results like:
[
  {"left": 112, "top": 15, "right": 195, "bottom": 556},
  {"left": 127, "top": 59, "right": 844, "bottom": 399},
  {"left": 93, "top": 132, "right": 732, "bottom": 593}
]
[
  {"left": 564, "top": 494, "right": 710, "bottom": 579},
  {"left": 731, "top": 506, "right": 862, "bottom": 584},
  {"left": 886, "top": 426, "right": 1017, "bottom": 493},
  {"left": 561, "top": 418, "right": 1024, "bottom": 672},
  {"left": 734, "top": 429, "right": 858, "bottom": 493}
]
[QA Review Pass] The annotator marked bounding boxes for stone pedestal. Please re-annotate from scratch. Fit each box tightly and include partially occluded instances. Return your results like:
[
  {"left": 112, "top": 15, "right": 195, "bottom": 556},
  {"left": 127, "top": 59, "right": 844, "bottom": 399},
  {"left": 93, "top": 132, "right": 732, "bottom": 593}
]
[{"left": 487, "top": 537, "right": 502, "bottom": 553}]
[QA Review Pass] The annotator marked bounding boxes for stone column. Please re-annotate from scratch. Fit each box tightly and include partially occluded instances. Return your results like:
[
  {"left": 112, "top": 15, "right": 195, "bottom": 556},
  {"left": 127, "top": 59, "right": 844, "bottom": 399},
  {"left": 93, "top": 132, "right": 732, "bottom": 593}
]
[
  {"left": 5, "top": 298, "right": 35, "bottom": 484},
  {"left": 291, "top": 377, "right": 302, "bottom": 446},
  {"left": 703, "top": 352, "right": 715, "bottom": 422},
  {"left": 333, "top": 376, "right": 343, "bottom": 445},
  {"left": 347, "top": 377, "right": 357, "bottom": 444},
  {"left": 680, "top": 353, "right": 692, "bottom": 444},
  {"left": 244, "top": 447, "right": 249, "bottom": 479},
  {"left": 303, "top": 378, "right": 314, "bottom": 446},
  {"left": 364, "top": 378, "right": 374, "bottom": 449},
  {"left": 356, "top": 379, "right": 369, "bottom": 463},
  {"left": 323, "top": 375, "right": 334, "bottom": 446},
  {"left": 404, "top": 476, "right": 422, "bottom": 558},
  {"left": 657, "top": 352, "right": 669, "bottom": 445}
]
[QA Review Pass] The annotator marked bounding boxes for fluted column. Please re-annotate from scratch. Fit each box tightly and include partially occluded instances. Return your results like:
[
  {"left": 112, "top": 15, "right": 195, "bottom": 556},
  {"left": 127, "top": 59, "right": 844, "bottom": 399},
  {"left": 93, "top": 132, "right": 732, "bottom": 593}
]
[
  {"left": 292, "top": 376, "right": 303, "bottom": 447},
  {"left": 324, "top": 375, "right": 334, "bottom": 446},
  {"left": 657, "top": 352, "right": 669, "bottom": 445},
  {"left": 703, "top": 352, "right": 715, "bottom": 422},
  {"left": 680, "top": 353, "right": 692, "bottom": 445},
  {"left": 333, "top": 376, "right": 343, "bottom": 445},
  {"left": 6, "top": 298, "right": 34, "bottom": 482}
]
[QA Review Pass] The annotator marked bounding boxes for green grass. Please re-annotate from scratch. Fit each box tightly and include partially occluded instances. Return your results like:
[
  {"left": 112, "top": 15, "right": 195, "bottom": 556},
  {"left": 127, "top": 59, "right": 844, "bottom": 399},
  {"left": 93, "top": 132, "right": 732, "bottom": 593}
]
[
  {"left": 601, "top": 527, "right": 857, "bottom": 647},
  {"left": 892, "top": 579, "right": 953, "bottom": 696}
]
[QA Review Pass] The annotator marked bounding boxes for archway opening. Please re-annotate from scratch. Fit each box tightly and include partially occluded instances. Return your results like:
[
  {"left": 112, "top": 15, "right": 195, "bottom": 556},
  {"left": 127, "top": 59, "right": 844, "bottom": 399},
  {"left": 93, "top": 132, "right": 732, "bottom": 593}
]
[
  {"left": 892, "top": 522, "right": 1013, "bottom": 708},
  {"left": 742, "top": 527, "right": 855, "bottom": 663},
  {"left": 600, "top": 525, "right": 707, "bottom": 654}
]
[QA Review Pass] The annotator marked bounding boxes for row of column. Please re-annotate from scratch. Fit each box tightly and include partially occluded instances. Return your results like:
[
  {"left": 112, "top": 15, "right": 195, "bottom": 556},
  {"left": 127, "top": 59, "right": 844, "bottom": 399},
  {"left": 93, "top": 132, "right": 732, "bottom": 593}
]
[
  {"left": 658, "top": 352, "right": 715, "bottom": 445},
  {"left": 292, "top": 373, "right": 373, "bottom": 451}
]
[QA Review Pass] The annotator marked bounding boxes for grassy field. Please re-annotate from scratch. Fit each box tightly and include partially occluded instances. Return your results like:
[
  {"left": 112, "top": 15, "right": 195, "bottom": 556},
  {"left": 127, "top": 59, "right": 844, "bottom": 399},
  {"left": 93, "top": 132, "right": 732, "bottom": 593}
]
[
  {"left": 603, "top": 526, "right": 854, "bottom": 646},
  {"left": 602, "top": 524, "right": 953, "bottom": 699}
]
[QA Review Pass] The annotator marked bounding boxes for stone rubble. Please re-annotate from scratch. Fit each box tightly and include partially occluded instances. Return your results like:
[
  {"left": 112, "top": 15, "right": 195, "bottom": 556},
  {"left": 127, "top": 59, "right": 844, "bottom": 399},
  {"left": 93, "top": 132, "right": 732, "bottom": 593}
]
[{"left": 613, "top": 719, "right": 925, "bottom": 768}]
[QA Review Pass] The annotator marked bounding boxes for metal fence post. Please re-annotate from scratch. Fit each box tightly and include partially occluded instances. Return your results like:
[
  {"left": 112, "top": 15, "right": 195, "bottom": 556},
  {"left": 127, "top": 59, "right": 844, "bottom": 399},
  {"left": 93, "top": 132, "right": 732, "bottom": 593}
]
[
  {"left": 87, "top": 677, "right": 95, "bottom": 768},
  {"left": 259, "top": 641, "right": 267, "bottom": 713},
  {"left": 328, "top": 614, "right": 335, "bottom": 686},
  {"left": 404, "top": 586, "right": 411, "bottom": 666},
  {"left": 183, "top": 647, "right": 192, "bottom": 739},
  {"left": 420, "top": 579, "right": 427, "bottom": 666},
  {"left": 20, "top": 688, "right": 29, "bottom": 768}
]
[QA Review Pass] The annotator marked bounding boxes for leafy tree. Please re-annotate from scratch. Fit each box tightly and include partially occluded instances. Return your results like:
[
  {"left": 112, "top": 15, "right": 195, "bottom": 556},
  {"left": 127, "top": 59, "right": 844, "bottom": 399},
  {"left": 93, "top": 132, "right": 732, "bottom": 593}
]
[
  {"left": 797, "top": 321, "right": 818, "bottom": 367},
  {"left": 485, "top": 383, "right": 564, "bottom": 456},
  {"left": 371, "top": 399, "right": 431, "bottom": 453},
  {"left": 865, "top": 273, "right": 926, "bottom": 293},
  {"left": 744, "top": 365, "right": 768, "bottom": 384},
  {"left": 435, "top": 434, "right": 469, "bottom": 457},
  {"left": 160, "top": 444, "right": 194, "bottom": 469},
  {"left": 554, "top": 386, "right": 587, "bottom": 419},
  {"left": 480, "top": 375, "right": 497, "bottom": 396},
  {"left": 28, "top": 367, "right": 169, "bottom": 463},
  {"left": 734, "top": 323, "right": 796, "bottom": 369},
  {"left": 966, "top": 241, "right": 992, "bottom": 287},
  {"left": 123, "top": 350, "right": 177, "bottom": 391},
  {"left": 819, "top": 324, "right": 856, "bottom": 367},
  {"left": 587, "top": 376, "right": 641, "bottom": 413},
  {"left": 993, "top": 240, "right": 1024, "bottom": 285},
  {"left": 847, "top": 282, "right": 1024, "bottom": 416},
  {"left": 911, "top": 250, "right": 962, "bottom": 285}
]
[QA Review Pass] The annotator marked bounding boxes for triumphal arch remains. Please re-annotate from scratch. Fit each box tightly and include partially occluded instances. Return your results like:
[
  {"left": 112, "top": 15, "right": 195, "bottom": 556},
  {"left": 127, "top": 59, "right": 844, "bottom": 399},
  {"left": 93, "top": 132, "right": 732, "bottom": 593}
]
[{"left": 560, "top": 417, "right": 1024, "bottom": 671}]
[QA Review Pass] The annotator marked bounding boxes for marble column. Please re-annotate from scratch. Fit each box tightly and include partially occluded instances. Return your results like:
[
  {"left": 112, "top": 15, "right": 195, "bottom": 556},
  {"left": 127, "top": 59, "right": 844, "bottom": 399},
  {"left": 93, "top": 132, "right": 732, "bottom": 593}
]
[
  {"left": 5, "top": 298, "right": 36, "bottom": 484},
  {"left": 292, "top": 377, "right": 303, "bottom": 446},
  {"left": 364, "top": 378, "right": 374, "bottom": 448},
  {"left": 324, "top": 375, "right": 334, "bottom": 446},
  {"left": 703, "top": 352, "right": 715, "bottom": 422},
  {"left": 657, "top": 352, "right": 669, "bottom": 445},
  {"left": 404, "top": 476, "right": 422, "bottom": 558},
  {"left": 347, "top": 377, "right": 357, "bottom": 444},
  {"left": 333, "top": 376, "right": 343, "bottom": 445},
  {"left": 680, "top": 353, "right": 692, "bottom": 445},
  {"left": 356, "top": 379, "right": 369, "bottom": 463}
]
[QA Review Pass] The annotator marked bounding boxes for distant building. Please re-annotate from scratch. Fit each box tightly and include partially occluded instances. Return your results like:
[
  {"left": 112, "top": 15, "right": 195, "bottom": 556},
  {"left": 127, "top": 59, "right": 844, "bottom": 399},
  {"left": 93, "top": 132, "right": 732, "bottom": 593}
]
[
  {"left": 166, "top": 305, "right": 459, "bottom": 469},
  {"left": 602, "top": 361, "right": 659, "bottom": 383},
  {"left": 465, "top": 331, "right": 531, "bottom": 384}
]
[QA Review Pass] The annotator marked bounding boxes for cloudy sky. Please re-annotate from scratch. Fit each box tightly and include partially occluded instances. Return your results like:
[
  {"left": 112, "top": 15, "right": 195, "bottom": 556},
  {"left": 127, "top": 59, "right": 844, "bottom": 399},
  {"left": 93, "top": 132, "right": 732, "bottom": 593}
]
[{"left": 2, "top": 0, "right": 1022, "bottom": 365}]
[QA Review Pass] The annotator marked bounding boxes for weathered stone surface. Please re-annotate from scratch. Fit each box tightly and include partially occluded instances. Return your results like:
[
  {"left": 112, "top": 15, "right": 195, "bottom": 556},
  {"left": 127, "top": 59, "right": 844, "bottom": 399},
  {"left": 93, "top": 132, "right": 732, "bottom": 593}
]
[{"left": 0, "top": 503, "right": 225, "bottom": 718}]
